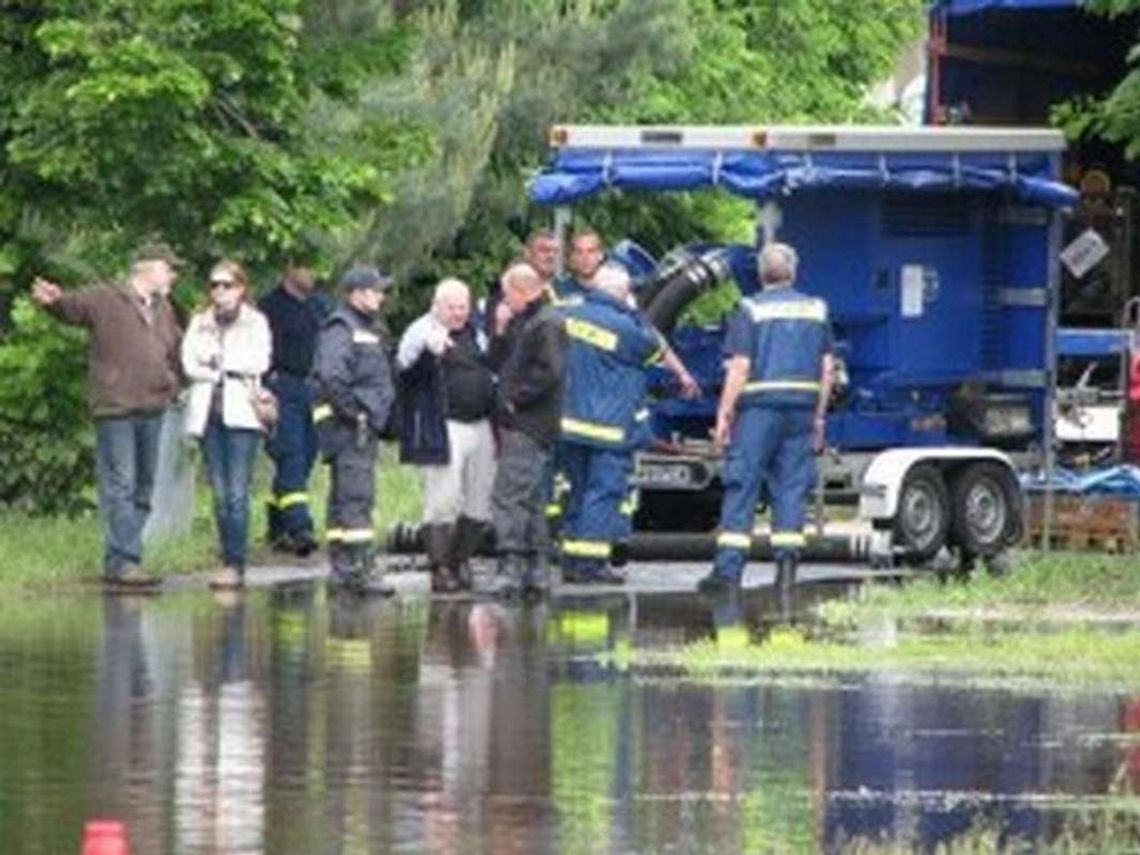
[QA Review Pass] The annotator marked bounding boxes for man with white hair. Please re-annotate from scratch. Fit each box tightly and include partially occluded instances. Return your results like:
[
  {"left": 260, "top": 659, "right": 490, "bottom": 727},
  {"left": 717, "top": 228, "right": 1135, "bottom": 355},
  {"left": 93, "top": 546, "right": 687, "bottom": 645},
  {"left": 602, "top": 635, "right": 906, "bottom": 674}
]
[
  {"left": 697, "top": 241, "right": 834, "bottom": 611},
  {"left": 557, "top": 262, "right": 674, "bottom": 584},
  {"left": 397, "top": 277, "right": 497, "bottom": 593},
  {"left": 487, "top": 262, "right": 567, "bottom": 596}
]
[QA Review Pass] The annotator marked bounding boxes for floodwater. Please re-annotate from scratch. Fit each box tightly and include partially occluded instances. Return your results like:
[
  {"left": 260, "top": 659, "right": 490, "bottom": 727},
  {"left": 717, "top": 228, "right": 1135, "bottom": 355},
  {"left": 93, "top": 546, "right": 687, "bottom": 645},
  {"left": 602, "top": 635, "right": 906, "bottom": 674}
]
[{"left": 2, "top": 581, "right": 1140, "bottom": 854}]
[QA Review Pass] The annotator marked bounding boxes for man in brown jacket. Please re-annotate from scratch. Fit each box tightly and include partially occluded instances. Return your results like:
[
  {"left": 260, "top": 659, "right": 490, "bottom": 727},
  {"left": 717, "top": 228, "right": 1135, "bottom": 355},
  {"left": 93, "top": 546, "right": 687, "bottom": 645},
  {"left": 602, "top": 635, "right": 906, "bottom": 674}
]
[{"left": 32, "top": 243, "right": 183, "bottom": 587}]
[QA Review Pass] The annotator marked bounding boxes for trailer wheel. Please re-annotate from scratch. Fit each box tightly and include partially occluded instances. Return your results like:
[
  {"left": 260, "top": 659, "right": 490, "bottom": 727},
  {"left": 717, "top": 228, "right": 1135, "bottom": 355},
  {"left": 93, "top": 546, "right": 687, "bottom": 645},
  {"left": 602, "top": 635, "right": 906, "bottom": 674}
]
[
  {"left": 893, "top": 464, "right": 950, "bottom": 562},
  {"left": 950, "top": 462, "right": 1020, "bottom": 558}
]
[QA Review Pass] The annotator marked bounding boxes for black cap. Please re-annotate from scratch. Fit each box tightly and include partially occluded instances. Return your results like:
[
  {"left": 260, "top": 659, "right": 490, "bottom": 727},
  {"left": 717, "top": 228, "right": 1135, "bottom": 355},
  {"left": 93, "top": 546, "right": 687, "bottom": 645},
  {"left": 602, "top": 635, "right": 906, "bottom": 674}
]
[{"left": 340, "top": 265, "right": 391, "bottom": 291}]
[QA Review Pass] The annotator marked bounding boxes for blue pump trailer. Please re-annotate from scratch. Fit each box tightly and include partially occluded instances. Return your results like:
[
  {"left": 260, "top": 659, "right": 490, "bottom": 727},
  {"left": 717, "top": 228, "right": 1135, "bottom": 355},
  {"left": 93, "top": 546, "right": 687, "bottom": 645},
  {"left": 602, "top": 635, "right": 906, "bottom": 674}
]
[{"left": 531, "top": 125, "right": 1078, "bottom": 565}]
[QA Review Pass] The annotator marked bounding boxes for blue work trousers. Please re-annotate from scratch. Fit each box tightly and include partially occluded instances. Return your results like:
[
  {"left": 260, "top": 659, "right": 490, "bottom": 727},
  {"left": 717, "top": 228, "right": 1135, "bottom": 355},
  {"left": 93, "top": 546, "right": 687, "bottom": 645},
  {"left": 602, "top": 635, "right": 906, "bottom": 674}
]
[
  {"left": 201, "top": 413, "right": 262, "bottom": 569},
  {"left": 265, "top": 373, "right": 318, "bottom": 538},
  {"left": 95, "top": 413, "right": 164, "bottom": 574},
  {"left": 560, "top": 443, "right": 633, "bottom": 572},
  {"left": 712, "top": 406, "right": 815, "bottom": 581}
]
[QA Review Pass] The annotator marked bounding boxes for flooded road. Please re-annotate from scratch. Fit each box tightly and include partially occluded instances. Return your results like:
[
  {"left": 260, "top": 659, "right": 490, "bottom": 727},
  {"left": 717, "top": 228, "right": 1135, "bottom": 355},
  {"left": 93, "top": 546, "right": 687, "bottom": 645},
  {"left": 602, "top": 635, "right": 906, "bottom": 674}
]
[{"left": 2, "top": 583, "right": 1139, "bottom": 853}]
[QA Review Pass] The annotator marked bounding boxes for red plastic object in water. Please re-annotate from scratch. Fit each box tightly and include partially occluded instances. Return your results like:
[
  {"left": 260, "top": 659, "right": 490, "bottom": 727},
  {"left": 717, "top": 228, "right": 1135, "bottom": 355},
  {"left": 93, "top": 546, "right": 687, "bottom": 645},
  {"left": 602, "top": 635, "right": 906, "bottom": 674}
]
[
  {"left": 81, "top": 820, "right": 130, "bottom": 855},
  {"left": 1127, "top": 352, "right": 1140, "bottom": 464}
]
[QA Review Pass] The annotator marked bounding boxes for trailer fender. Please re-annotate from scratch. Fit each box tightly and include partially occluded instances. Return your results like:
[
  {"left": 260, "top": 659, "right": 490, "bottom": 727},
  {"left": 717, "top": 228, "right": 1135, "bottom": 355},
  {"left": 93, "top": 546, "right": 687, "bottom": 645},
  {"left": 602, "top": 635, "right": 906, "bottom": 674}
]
[{"left": 858, "top": 447, "right": 1017, "bottom": 522}]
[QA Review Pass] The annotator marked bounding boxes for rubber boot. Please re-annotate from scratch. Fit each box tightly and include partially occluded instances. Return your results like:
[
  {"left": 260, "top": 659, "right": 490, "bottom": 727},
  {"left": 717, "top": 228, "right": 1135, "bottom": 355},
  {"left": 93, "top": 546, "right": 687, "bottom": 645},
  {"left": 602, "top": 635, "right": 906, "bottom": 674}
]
[
  {"left": 267, "top": 501, "right": 291, "bottom": 551},
  {"left": 426, "top": 523, "right": 460, "bottom": 593},
  {"left": 522, "top": 551, "right": 550, "bottom": 600},
  {"left": 450, "top": 516, "right": 487, "bottom": 591},
  {"left": 350, "top": 544, "right": 394, "bottom": 597},
  {"left": 328, "top": 543, "right": 356, "bottom": 591},
  {"left": 775, "top": 554, "right": 798, "bottom": 620},
  {"left": 489, "top": 553, "right": 525, "bottom": 600}
]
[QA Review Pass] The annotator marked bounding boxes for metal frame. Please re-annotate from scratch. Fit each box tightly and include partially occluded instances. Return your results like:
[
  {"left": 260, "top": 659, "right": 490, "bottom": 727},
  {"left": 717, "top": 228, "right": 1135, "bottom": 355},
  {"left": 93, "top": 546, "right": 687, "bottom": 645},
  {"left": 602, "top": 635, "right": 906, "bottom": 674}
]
[{"left": 550, "top": 124, "right": 1067, "bottom": 153}]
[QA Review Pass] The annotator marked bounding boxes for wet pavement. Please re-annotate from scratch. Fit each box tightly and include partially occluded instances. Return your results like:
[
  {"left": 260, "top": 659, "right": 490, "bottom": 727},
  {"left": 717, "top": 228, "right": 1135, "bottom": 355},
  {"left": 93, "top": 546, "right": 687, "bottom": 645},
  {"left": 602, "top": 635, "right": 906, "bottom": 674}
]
[{"left": 2, "top": 572, "right": 1140, "bottom": 853}]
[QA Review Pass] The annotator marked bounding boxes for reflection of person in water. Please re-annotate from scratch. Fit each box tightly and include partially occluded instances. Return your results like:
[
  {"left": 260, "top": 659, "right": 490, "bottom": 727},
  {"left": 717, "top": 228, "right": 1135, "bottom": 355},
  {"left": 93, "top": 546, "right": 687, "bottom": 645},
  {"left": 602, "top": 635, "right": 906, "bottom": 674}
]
[
  {"left": 416, "top": 603, "right": 502, "bottom": 851},
  {"left": 173, "top": 595, "right": 267, "bottom": 853},
  {"left": 485, "top": 605, "right": 553, "bottom": 854},
  {"left": 91, "top": 597, "right": 165, "bottom": 848}
]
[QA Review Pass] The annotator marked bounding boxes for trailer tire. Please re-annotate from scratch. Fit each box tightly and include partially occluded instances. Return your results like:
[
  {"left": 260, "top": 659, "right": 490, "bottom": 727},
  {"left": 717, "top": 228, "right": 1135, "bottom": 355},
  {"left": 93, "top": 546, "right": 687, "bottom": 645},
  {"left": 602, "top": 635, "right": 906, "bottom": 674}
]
[
  {"left": 893, "top": 464, "right": 950, "bottom": 562},
  {"left": 949, "top": 462, "right": 1020, "bottom": 558}
]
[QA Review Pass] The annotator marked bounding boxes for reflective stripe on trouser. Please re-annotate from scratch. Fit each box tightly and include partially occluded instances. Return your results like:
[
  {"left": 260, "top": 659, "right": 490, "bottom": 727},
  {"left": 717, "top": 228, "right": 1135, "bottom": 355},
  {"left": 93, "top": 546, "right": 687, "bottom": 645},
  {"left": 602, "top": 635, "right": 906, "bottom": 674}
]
[
  {"left": 421, "top": 419, "right": 496, "bottom": 525},
  {"left": 266, "top": 373, "right": 317, "bottom": 537},
  {"left": 491, "top": 429, "right": 552, "bottom": 555},
  {"left": 559, "top": 443, "right": 633, "bottom": 566},
  {"left": 326, "top": 433, "right": 378, "bottom": 576},
  {"left": 712, "top": 406, "right": 816, "bottom": 581}
]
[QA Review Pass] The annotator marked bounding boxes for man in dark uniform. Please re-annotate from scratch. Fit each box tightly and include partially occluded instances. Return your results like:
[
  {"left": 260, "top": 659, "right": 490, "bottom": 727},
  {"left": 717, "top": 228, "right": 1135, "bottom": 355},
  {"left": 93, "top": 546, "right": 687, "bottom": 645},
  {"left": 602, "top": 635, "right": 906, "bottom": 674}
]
[
  {"left": 259, "top": 265, "right": 330, "bottom": 555},
  {"left": 311, "top": 266, "right": 396, "bottom": 595},
  {"left": 697, "top": 242, "right": 833, "bottom": 612},
  {"left": 488, "top": 262, "right": 567, "bottom": 597}
]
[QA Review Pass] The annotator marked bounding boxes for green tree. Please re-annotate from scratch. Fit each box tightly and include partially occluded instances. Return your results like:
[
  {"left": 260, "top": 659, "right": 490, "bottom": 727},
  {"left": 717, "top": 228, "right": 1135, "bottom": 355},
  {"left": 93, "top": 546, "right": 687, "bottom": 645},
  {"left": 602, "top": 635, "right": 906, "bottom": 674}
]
[
  {"left": 1052, "top": 1, "right": 1140, "bottom": 156},
  {"left": 376, "top": 0, "right": 924, "bottom": 293}
]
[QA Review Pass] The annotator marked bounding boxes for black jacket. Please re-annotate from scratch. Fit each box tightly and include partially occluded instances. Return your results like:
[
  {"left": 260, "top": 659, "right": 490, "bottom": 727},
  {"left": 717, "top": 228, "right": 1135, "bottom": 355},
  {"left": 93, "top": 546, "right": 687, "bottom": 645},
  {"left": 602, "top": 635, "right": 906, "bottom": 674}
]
[
  {"left": 310, "top": 305, "right": 395, "bottom": 458},
  {"left": 489, "top": 297, "right": 566, "bottom": 446},
  {"left": 398, "top": 323, "right": 494, "bottom": 465}
]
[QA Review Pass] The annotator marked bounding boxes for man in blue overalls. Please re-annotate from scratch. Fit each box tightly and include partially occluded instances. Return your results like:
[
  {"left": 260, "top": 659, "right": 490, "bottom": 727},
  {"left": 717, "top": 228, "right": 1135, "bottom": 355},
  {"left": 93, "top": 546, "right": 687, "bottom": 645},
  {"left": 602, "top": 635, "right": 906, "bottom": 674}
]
[
  {"left": 260, "top": 265, "right": 331, "bottom": 556},
  {"left": 559, "top": 266, "right": 667, "bottom": 584},
  {"left": 697, "top": 242, "right": 833, "bottom": 611}
]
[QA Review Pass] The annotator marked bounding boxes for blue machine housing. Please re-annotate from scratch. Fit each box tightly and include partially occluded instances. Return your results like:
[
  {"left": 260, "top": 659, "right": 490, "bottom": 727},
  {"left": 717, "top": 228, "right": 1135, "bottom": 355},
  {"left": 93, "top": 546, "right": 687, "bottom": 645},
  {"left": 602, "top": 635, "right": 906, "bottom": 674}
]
[{"left": 532, "top": 127, "right": 1075, "bottom": 459}]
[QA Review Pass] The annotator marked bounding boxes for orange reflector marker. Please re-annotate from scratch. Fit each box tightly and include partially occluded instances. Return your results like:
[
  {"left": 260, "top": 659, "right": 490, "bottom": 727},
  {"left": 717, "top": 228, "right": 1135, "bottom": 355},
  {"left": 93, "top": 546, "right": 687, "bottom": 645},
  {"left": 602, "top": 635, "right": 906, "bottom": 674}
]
[
  {"left": 550, "top": 126, "right": 569, "bottom": 146},
  {"left": 82, "top": 820, "right": 130, "bottom": 855}
]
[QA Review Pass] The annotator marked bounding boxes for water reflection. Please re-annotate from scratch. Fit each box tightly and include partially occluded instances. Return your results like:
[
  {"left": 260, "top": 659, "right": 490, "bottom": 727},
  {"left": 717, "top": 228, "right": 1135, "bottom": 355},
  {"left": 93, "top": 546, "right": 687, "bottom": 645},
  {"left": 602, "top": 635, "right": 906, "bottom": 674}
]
[{"left": 0, "top": 586, "right": 1138, "bottom": 852}]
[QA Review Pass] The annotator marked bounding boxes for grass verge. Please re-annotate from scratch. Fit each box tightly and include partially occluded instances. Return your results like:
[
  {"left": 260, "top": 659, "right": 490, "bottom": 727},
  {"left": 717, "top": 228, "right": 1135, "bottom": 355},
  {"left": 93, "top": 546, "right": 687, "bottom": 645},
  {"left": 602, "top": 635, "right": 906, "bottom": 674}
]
[
  {"left": 822, "top": 550, "right": 1140, "bottom": 622},
  {"left": 612, "top": 551, "right": 1140, "bottom": 689},
  {"left": 0, "top": 448, "right": 422, "bottom": 591},
  {"left": 623, "top": 623, "right": 1140, "bottom": 690}
]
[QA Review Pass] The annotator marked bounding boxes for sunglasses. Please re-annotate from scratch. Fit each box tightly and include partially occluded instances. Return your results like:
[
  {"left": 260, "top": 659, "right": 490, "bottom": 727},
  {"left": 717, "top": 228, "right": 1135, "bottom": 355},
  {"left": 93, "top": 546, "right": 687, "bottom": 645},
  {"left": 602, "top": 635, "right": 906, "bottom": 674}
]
[{"left": 210, "top": 279, "right": 239, "bottom": 290}]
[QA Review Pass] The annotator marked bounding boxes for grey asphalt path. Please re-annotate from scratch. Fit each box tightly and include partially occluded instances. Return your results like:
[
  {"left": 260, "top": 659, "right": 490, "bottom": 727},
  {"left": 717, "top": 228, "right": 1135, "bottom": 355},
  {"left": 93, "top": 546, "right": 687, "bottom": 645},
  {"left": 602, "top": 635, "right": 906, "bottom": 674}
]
[{"left": 164, "top": 558, "right": 907, "bottom": 596}]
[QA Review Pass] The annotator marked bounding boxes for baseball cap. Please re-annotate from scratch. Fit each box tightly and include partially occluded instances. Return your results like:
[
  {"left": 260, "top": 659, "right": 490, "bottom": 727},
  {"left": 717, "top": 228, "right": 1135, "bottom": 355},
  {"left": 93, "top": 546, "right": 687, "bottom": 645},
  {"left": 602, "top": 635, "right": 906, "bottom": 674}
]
[
  {"left": 132, "top": 240, "right": 186, "bottom": 268},
  {"left": 340, "top": 265, "right": 392, "bottom": 291}
]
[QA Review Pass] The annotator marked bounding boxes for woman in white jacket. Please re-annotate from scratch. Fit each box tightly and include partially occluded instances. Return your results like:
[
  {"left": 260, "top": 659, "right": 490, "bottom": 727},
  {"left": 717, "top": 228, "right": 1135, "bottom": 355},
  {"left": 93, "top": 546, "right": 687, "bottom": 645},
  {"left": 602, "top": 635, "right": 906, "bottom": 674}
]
[{"left": 182, "top": 260, "right": 272, "bottom": 589}]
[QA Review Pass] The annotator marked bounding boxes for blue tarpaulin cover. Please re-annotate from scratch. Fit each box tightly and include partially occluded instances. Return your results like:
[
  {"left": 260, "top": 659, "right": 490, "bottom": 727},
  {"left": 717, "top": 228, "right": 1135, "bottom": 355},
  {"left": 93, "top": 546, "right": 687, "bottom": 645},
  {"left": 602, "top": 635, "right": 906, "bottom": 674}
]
[
  {"left": 1056, "top": 328, "right": 1134, "bottom": 358},
  {"left": 937, "top": 0, "right": 1080, "bottom": 13},
  {"left": 1022, "top": 465, "right": 1140, "bottom": 497},
  {"left": 529, "top": 149, "right": 1078, "bottom": 208}
]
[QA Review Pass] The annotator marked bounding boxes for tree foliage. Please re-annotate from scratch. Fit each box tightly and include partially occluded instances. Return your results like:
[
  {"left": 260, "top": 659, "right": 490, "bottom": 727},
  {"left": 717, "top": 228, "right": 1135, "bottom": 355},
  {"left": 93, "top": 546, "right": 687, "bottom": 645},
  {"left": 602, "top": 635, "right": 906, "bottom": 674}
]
[
  {"left": 0, "top": 0, "right": 924, "bottom": 512},
  {"left": 1051, "top": 1, "right": 1140, "bottom": 156}
]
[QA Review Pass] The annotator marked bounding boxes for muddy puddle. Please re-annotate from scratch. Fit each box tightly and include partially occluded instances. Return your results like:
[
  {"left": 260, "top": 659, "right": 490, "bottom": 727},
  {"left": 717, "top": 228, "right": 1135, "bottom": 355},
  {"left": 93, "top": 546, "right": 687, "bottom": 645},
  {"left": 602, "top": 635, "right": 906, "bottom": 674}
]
[{"left": 1, "top": 582, "right": 1139, "bottom": 852}]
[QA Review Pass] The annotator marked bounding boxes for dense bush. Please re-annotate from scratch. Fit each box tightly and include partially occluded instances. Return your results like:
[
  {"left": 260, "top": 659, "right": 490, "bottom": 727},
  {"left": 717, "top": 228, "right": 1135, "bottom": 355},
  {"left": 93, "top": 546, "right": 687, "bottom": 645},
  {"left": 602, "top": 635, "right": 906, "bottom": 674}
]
[{"left": 0, "top": 299, "right": 94, "bottom": 515}]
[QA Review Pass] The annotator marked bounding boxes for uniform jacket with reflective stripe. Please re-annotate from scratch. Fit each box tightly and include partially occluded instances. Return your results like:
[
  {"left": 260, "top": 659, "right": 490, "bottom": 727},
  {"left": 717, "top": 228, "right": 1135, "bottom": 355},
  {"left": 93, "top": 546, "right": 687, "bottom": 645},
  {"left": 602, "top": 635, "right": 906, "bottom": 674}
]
[
  {"left": 561, "top": 290, "right": 662, "bottom": 450},
  {"left": 727, "top": 285, "right": 832, "bottom": 409},
  {"left": 310, "top": 306, "right": 395, "bottom": 435}
]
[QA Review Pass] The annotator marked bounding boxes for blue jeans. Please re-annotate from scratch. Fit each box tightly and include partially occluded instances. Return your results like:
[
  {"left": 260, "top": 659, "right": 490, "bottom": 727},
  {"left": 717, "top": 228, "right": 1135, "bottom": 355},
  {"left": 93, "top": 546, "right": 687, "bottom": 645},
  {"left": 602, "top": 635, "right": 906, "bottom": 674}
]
[
  {"left": 95, "top": 413, "right": 164, "bottom": 574},
  {"left": 201, "top": 413, "right": 261, "bottom": 569}
]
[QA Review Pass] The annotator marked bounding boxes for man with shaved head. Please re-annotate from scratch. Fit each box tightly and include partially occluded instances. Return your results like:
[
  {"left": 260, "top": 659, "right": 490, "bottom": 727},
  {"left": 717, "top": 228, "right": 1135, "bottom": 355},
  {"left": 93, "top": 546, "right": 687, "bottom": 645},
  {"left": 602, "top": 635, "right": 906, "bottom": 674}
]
[{"left": 487, "top": 262, "right": 567, "bottom": 597}]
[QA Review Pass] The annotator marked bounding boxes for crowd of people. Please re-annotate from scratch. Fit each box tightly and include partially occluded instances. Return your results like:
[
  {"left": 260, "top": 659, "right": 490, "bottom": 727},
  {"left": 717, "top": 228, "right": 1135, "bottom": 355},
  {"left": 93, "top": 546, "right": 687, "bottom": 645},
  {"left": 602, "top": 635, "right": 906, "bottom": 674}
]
[{"left": 32, "top": 229, "right": 832, "bottom": 602}]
